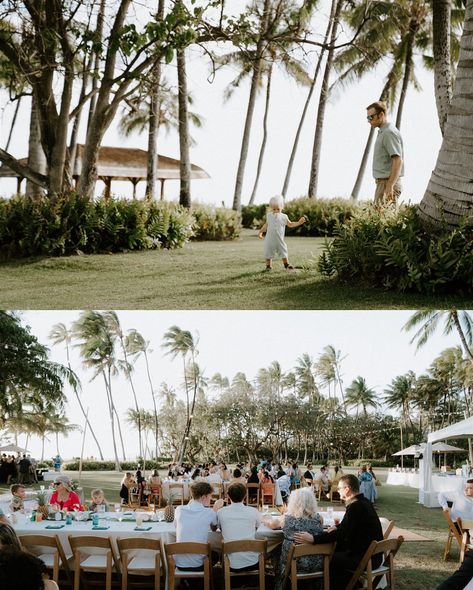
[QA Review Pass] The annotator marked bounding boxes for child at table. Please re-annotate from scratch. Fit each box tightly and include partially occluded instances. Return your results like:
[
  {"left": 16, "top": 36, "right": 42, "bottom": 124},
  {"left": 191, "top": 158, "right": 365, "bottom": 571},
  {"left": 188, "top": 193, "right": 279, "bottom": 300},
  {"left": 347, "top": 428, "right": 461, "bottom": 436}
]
[
  {"left": 90, "top": 488, "right": 109, "bottom": 512},
  {"left": 9, "top": 484, "right": 26, "bottom": 512},
  {"left": 258, "top": 195, "right": 306, "bottom": 271}
]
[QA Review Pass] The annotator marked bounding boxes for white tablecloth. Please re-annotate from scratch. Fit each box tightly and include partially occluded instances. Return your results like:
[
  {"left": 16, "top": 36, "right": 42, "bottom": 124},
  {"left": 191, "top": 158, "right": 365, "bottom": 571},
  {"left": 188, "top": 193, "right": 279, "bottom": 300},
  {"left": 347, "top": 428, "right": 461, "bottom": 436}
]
[{"left": 386, "top": 471, "right": 420, "bottom": 488}]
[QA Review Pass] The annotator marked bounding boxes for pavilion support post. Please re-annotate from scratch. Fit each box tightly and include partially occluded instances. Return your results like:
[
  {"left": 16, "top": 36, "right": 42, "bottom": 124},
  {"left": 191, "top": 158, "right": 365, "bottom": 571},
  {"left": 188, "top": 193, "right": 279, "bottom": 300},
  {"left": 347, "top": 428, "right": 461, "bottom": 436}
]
[
  {"left": 160, "top": 179, "right": 165, "bottom": 200},
  {"left": 129, "top": 178, "right": 139, "bottom": 199},
  {"left": 16, "top": 177, "right": 23, "bottom": 194},
  {"left": 103, "top": 177, "right": 111, "bottom": 200}
]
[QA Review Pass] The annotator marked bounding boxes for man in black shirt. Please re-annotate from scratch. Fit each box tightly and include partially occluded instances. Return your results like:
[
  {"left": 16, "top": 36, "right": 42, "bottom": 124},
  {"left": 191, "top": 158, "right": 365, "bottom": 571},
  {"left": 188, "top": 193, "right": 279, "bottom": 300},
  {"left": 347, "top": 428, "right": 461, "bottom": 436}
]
[{"left": 294, "top": 473, "right": 383, "bottom": 590}]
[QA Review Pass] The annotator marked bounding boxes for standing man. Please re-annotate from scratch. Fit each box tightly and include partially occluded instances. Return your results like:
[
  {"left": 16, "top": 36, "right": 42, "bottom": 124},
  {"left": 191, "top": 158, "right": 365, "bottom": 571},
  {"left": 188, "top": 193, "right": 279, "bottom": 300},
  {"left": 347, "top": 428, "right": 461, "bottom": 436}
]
[
  {"left": 294, "top": 473, "right": 383, "bottom": 590},
  {"left": 366, "top": 101, "right": 404, "bottom": 206}
]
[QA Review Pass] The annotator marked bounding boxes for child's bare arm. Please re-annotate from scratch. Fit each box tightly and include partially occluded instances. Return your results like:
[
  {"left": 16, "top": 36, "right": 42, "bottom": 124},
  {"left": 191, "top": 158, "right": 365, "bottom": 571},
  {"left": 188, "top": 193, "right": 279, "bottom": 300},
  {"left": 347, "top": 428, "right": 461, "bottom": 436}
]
[
  {"left": 258, "top": 223, "right": 268, "bottom": 239},
  {"left": 287, "top": 216, "right": 306, "bottom": 228}
]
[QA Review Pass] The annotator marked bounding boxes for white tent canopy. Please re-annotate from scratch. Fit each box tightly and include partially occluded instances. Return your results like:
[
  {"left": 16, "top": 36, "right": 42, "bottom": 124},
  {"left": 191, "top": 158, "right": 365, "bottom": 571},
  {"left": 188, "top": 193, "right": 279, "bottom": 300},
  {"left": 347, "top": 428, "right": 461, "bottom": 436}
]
[
  {"left": 0, "top": 444, "right": 30, "bottom": 454},
  {"left": 428, "top": 416, "right": 473, "bottom": 442},
  {"left": 392, "top": 444, "right": 425, "bottom": 456}
]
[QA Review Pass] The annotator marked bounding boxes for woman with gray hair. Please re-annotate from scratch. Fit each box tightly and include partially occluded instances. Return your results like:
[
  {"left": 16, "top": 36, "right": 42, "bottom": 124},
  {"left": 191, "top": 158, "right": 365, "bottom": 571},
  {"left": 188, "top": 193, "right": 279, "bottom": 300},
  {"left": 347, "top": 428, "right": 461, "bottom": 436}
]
[
  {"left": 48, "top": 475, "right": 80, "bottom": 512},
  {"left": 264, "top": 487, "right": 324, "bottom": 588}
]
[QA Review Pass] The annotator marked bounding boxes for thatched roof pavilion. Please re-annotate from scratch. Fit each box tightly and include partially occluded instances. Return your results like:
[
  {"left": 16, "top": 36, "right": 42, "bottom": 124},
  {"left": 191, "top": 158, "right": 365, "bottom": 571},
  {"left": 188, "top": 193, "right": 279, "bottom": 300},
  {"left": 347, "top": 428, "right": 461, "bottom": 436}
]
[{"left": 0, "top": 145, "right": 210, "bottom": 198}]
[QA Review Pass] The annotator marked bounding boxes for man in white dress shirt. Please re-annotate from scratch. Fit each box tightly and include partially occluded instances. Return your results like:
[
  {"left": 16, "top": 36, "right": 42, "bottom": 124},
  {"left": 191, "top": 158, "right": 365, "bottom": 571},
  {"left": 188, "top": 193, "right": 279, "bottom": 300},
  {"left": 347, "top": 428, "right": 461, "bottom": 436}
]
[
  {"left": 217, "top": 483, "right": 262, "bottom": 571},
  {"left": 174, "top": 481, "right": 224, "bottom": 570},
  {"left": 438, "top": 480, "right": 473, "bottom": 522}
]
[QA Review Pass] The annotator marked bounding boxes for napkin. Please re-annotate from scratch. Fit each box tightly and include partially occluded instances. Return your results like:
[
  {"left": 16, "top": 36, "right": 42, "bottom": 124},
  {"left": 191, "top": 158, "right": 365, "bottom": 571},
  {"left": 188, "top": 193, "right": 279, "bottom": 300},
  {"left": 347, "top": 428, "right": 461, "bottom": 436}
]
[
  {"left": 45, "top": 524, "right": 65, "bottom": 529},
  {"left": 92, "top": 526, "right": 110, "bottom": 530},
  {"left": 134, "top": 526, "right": 152, "bottom": 531}
]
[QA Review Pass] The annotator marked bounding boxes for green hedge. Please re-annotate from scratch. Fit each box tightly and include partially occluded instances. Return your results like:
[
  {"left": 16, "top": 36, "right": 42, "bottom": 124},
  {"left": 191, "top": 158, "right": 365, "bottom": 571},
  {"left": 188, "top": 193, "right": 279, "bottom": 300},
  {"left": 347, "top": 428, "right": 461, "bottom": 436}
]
[
  {"left": 318, "top": 204, "right": 473, "bottom": 294},
  {"left": 63, "top": 460, "right": 167, "bottom": 471},
  {"left": 241, "top": 198, "right": 358, "bottom": 236},
  {"left": 0, "top": 194, "right": 241, "bottom": 258},
  {"left": 191, "top": 204, "right": 241, "bottom": 240}
]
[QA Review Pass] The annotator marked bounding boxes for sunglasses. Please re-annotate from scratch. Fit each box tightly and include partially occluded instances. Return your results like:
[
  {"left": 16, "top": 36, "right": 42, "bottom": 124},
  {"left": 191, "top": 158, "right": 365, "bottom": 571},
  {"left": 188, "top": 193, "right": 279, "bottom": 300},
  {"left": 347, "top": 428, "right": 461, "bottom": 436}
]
[
  {"left": 366, "top": 114, "right": 379, "bottom": 121},
  {"left": 53, "top": 482, "right": 62, "bottom": 486}
]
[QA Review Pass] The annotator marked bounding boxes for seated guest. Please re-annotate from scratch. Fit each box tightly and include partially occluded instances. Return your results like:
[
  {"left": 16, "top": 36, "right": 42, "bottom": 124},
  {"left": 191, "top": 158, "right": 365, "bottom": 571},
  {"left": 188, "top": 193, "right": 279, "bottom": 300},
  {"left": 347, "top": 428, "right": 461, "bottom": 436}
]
[
  {"left": 294, "top": 474, "right": 383, "bottom": 590},
  {"left": 174, "top": 482, "right": 224, "bottom": 570},
  {"left": 0, "top": 546, "right": 48, "bottom": 590},
  {"left": 331, "top": 465, "right": 343, "bottom": 485},
  {"left": 217, "top": 483, "right": 262, "bottom": 571},
  {"left": 276, "top": 471, "right": 291, "bottom": 504},
  {"left": 439, "top": 480, "right": 473, "bottom": 522},
  {"left": 119, "top": 472, "right": 135, "bottom": 505},
  {"left": 0, "top": 522, "right": 22, "bottom": 549},
  {"left": 0, "top": 507, "right": 7, "bottom": 524},
  {"left": 247, "top": 466, "right": 259, "bottom": 484},
  {"left": 259, "top": 470, "right": 275, "bottom": 504},
  {"left": 292, "top": 463, "right": 302, "bottom": 488},
  {"left": 90, "top": 488, "right": 109, "bottom": 512},
  {"left": 49, "top": 475, "right": 80, "bottom": 512},
  {"left": 9, "top": 484, "right": 26, "bottom": 512},
  {"left": 314, "top": 465, "right": 331, "bottom": 494},
  {"left": 191, "top": 468, "right": 203, "bottom": 481},
  {"left": 436, "top": 550, "right": 473, "bottom": 590},
  {"left": 148, "top": 469, "right": 162, "bottom": 488},
  {"left": 264, "top": 487, "right": 324, "bottom": 590},
  {"left": 206, "top": 466, "right": 223, "bottom": 484},
  {"left": 230, "top": 468, "right": 247, "bottom": 485},
  {"left": 303, "top": 463, "right": 316, "bottom": 482}
]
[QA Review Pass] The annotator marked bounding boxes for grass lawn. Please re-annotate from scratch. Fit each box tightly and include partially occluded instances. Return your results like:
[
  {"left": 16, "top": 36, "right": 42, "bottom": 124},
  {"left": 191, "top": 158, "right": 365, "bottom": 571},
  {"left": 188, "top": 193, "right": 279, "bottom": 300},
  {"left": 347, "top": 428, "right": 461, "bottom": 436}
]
[
  {"left": 0, "top": 230, "right": 469, "bottom": 309},
  {"left": 1, "top": 468, "right": 460, "bottom": 589}
]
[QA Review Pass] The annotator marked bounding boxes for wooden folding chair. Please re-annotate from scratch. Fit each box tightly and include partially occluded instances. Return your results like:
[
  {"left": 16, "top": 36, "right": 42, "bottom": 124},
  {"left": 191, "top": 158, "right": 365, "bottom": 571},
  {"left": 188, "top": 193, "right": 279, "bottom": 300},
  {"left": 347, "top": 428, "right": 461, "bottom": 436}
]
[
  {"left": 345, "top": 536, "right": 404, "bottom": 590},
  {"left": 329, "top": 483, "right": 342, "bottom": 504},
  {"left": 69, "top": 535, "right": 120, "bottom": 590},
  {"left": 379, "top": 518, "right": 395, "bottom": 540},
  {"left": 457, "top": 518, "right": 473, "bottom": 563},
  {"left": 309, "top": 480, "right": 323, "bottom": 502},
  {"left": 443, "top": 510, "right": 463, "bottom": 560},
  {"left": 282, "top": 542, "right": 335, "bottom": 590},
  {"left": 147, "top": 485, "right": 162, "bottom": 510},
  {"left": 19, "top": 533, "right": 72, "bottom": 585},
  {"left": 168, "top": 483, "right": 185, "bottom": 505},
  {"left": 211, "top": 483, "right": 223, "bottom": 504},
  {"left": 117, "top": 537, "right": 163, "bottom": 590},
  {"left": 261, "top": 483, "right": 277, "bottom": 508},
  {"left": 222, "top": 539, "right": 267, "bottom": 590},
  {"left": 165, "top": 541, "right": 212, "bottom": 590},
  {"left": 128, "top": 483, "right": 141, "bottom": 508},
  {"left": 246, "top": 483, "right": 261, "bottom": 508}
]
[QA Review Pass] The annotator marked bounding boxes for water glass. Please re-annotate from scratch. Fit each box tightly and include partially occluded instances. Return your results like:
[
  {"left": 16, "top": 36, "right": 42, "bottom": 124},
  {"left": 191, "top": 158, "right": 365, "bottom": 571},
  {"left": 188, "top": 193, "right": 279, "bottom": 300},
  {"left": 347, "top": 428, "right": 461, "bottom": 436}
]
[{"left": 326, "top": 506, "right": 334, "bottom": 523}]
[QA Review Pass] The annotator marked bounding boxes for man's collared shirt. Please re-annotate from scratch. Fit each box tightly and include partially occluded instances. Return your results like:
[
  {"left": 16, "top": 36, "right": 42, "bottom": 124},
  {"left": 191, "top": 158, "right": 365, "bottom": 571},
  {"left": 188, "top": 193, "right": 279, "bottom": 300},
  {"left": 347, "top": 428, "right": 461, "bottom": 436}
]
[
  {"left": 174, "top": 501, "right": 217, "bottom": 569},
  {"left": 373, "top": 122, "right": 404, "bottom": 179}
]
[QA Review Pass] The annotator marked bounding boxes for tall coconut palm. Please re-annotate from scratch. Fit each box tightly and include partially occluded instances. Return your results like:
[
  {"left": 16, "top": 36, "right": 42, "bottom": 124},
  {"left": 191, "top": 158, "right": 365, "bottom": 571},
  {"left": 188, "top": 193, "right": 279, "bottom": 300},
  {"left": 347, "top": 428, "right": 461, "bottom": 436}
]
[
  {"left": 404, "top": 309, "right": 473, "bottom": 362},
  {"left": 384, "top": 371, "right": 416, "bottom": 457},
  {"left": 232, "top": 0, "right": 272, "bottom": 211},
  {"left": 316, "top": 345, "right": 347, "bottom": 411},
  {"left": 162, "top": 325, "right": 199, "bottom": 463},
  {"left": 308, "top": 0, "right": 344, "bottom": 198},
  {"left": 294, "top": 353, "right": 319, "bottom": 402},
  {"left": 419, "top": 0, "right": 473, "bottom": 228},
  {"left": 72, "top": 311, "right": 125, "bottom": 471},
  {"left": 125, "top": 329, "right": 160, "bottom": 458},
  {"left": 49, "top": 322, "right": 104, "bottom": 460},
  {"left": 104, "top": 312, "right": 144, "bottom": 458},
  {"left": 177, "top": 44, "right": 192, "bottom": 207},
  {"left": 345, "top": 376, "right": 378, "bottom": 417}
]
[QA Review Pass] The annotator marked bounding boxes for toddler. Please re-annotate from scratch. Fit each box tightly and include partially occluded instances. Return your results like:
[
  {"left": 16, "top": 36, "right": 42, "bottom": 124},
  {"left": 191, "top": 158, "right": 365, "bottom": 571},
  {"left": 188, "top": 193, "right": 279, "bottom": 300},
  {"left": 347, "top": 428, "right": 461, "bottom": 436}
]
[
  {"left": 258, "top": 195, "right": 305, "bottom": 270},
  {"left": 90, "top": 488, "right": 109, "bottom": 512},
  {"left": 9, "top": 484, "right": 26, "bottom": 512}
]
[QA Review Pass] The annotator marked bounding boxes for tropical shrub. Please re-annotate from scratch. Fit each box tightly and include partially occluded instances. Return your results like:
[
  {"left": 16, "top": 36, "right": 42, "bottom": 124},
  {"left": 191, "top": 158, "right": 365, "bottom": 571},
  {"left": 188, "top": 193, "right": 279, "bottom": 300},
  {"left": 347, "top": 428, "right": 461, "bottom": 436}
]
[
  {"left": 318, "top": 204, "right": 473, "bottom": 294},
  {"left": 241, "top": 198, "right": 358, "bottom": 236},
  {"left": 146, "top": 201, "right": 194, "bottom": 249},
  {"left": 191, "top": 204, "right": 241, "bottom": 240},
  {"left": 62, "top": 460, "right": 168, "bottom": 471}
]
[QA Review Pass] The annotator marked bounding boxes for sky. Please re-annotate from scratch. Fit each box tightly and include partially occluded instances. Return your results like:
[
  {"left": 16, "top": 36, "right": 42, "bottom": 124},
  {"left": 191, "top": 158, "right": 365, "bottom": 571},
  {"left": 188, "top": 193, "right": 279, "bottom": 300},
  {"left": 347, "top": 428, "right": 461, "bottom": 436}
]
[
  {"left": 0, "top": 1, "right": 444, "bottom": 207},
  {"left": 3, "top": 309, "right": 467, "bottom": 462}
]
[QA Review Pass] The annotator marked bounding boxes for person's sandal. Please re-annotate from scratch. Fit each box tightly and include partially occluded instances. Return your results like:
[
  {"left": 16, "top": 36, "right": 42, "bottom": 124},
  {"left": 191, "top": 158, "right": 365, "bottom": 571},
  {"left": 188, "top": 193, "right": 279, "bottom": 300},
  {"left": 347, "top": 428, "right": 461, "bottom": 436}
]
[
  {"left": 264, "top": 266, "right": 272, "bottom": 272},
  {"left": 285, "top": 264, "right": 295, "bottom": 270}
]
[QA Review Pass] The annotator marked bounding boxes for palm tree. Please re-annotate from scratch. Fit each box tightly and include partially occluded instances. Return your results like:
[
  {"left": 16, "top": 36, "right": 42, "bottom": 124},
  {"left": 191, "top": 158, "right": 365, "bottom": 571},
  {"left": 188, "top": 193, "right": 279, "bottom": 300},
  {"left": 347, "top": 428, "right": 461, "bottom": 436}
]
[
  {"left": 345, "top": 376, "right": 378, "bottom": 417},
  {"left": 316, "top": 345, "right": 347, "bottom": 411},
  {"left": 125, "top": 329, "right": 160, "bottom": 458},
  {"left": 162, "top": 325, "right": 199, "bottom": 463},
  {"left": 384, "top": 371, "right": 416, "bottom": 457},
  {"left": 49, "top": 322, "right": 104, "bottom": 460},
  {"left": 72, "top": 311, "right": 125, "bottom": 471},
  {"left": 294, "top": 353, "right": 319, "bottom": 402},
  {"left": 104, "top": 312, "right": 144, "bottom": 458},
  {"left": 419, "top": 0, "right": 473, "bottom": 228},
  {"left": 404, "top": 309, "right": 473, "bottom": 362}
]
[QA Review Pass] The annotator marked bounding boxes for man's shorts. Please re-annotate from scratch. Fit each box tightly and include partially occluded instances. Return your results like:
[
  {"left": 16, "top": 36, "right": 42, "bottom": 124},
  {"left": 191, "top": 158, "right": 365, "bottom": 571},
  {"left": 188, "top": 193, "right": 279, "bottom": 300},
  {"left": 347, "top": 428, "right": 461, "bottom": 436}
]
[{"left": 374, "top": 178, "right": 402, "bottom": 205}]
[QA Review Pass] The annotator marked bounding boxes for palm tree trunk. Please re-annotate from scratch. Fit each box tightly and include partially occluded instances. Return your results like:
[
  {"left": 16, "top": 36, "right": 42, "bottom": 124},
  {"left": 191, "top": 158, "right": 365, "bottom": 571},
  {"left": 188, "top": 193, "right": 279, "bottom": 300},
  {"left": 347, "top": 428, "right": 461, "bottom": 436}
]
[
  {"left": 143, "top": 349, "right": 160, "bottom": 457},
  {"left": 307, "top": 0, "right": 344, "bottom": 198},
  {"left": 418, "top": 0, "right": 473, "bottom": 229},
  {"left": 177, "top": 47, "right": 192, "bottom": 207},
  {"left": 282, "top": 0, "right": 336, "bottom": 198},
  {"left": 4, "top": 97, "right": 21, "bottom": 152},
  {"left": 102, "top": 371, "right": 121, "bottom": 471},
  {"left": 432, "top": 0, "right": 453, "bottom": 135},
  {"left": 249, "top": 65, "right": 273, "bottom": 205},
  {"left": 452, "top": 309, "right": 473, "bottom": 362},
  {"left": 86, "top": 0, "right": 106, "bottom": 135},
  {"left": 146, "top": 0, "right": 165, "bottom": 199},
  {"left": 232, "top": 0, "right": 271, "bottom": 212},
  {"left": 395, "top": 18, "right": 419, "bottom": 130}
]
